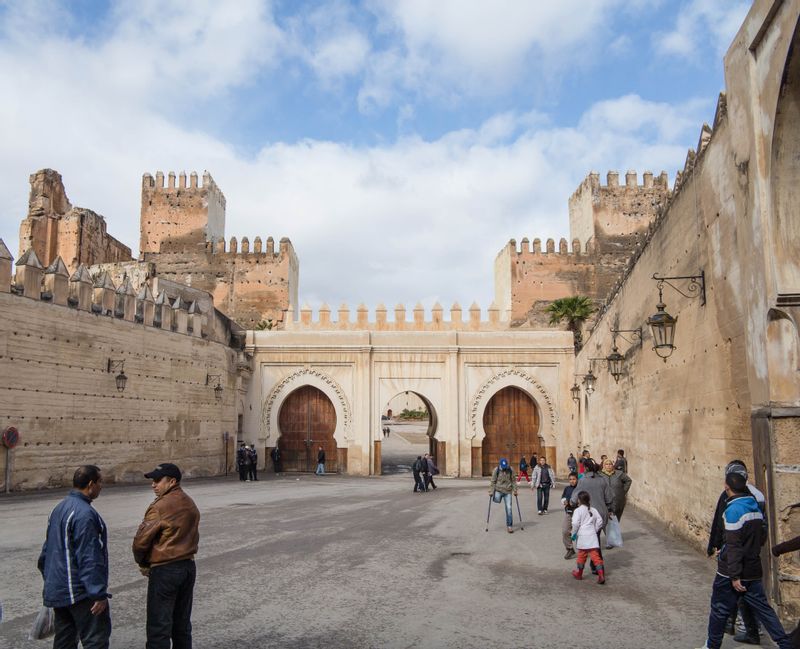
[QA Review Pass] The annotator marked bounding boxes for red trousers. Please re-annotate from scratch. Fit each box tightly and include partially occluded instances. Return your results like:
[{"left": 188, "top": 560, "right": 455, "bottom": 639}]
[{"left": 576, "top": 548, "right": 604, "bottom": 571}]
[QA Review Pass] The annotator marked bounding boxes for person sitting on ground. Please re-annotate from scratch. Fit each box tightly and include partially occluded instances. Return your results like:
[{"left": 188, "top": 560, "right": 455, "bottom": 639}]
[
  {"left": 489, "top": 458, "right": 518, "bottom": 533},
  {"left": 695, "top": 470, "right": 791, "bottom": 649},
  {"left": 600, "top": 457, "right": 632, "bottom": 522},
  {"left": 516, "top": 456, "right": 531, "bottom": 483},
  {"left": 531, "top": 455, "right": 556, "bottom": 515},
  {"left": 570, "top": 490, "right": 605, "bottom": 584},
  {"left": 561, "top": 472, "right": 579, "bottom": 560}
]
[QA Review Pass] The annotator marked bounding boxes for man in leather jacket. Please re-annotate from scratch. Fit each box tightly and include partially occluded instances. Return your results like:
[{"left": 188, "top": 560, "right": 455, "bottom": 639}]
[{"left": 133, "top": 463, "right": 200, "bottom": 649}]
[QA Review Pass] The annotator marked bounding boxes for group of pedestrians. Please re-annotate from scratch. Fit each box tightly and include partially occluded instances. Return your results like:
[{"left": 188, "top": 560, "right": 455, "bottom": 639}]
[
  {"left": 412, "top": 453, "right": 439, "bottom": 492},
  {"left": 38, "top": 463, "right": 200, "bottom": 649},
  {"left": 236, "top": 442, "right": 259, "bottom": 481}
]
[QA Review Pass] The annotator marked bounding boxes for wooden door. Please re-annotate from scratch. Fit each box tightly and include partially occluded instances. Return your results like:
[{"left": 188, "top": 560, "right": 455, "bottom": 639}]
[
  {"left": 481, "top": 386, "right": 540, "bottom": 476},
  {"left": 277, "top": 385, "right": 337, "bottom": 472}
]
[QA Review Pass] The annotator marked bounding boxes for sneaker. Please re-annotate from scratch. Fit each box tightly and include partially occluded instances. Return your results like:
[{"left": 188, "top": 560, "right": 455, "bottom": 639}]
[
  {"left": 543, "top": 510, "right": 548, "bottom": 514},
  {"left": 537, "top": 510, "right": 543, "bottom": 515},
  {"left": 564, "top": 548, "right": 576, "bottom": 560},
  {"left": 571, "top": 569, "right": 582, "bottom": 580},
  {"left": 507, "top": 527, "right": 514, "bottom": 533},
  {"left": 732, "top": 633, "right": 761, "bottom": 645},
  {"left": 597, "top": 571, "right": 605, "bottom": 585}
]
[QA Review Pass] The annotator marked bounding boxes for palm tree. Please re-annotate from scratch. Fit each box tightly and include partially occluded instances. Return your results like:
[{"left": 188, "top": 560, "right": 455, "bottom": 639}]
[{"left": 545, "top": 296, "right": 595, "bottom": 353}]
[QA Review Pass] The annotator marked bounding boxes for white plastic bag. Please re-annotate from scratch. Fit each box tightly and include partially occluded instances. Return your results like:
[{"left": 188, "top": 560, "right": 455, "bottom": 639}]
[
  {"left": 606, "top": 516, "right": 623, "bottom": 548},
  {"left": 28, "top": 606, "right": 55, "bottom": 640}
]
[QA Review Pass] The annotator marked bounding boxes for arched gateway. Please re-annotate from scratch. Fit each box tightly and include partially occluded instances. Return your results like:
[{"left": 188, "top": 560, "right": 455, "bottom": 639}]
[
  {"left": 277, "top": 386, "right": 338, "bottom": 472},
  {"left": 481, "top": 386, "right": 541, "bottom": 476}
]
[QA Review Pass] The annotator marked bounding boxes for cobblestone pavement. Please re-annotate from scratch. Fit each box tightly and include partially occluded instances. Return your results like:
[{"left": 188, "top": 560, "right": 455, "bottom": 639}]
[{"left": 0, "top": 473, "right": 775, "bottom": 648}]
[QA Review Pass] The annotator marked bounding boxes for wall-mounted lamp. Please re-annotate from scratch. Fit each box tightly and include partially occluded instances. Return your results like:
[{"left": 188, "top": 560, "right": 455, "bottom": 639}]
[
  {"left": 570, "top": 380, "right": 581, "bottom": 403},
  {"left": 107, "top": 359, "right": 127, "bottom": 393},
  {"left": 206, "top": 373, "right": 223, "bottom": 401},
  {"left": 648, "top": 271, "right": 705, "bottom": 361},
  {"left": 606, "top": 327, "right": 641, "bottom": 383}
]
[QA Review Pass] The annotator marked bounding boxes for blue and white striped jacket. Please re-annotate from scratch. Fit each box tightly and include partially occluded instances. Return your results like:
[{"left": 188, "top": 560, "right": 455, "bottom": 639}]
[
  {"left": 717, "top": 493, "right": 767, "bottom": 581},
  {"left": 37, "top": 490, "right": 109, "bottom": 608}
]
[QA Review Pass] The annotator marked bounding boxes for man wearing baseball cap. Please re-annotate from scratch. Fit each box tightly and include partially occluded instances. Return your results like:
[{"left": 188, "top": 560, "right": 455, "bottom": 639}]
[
  {"left": 132, "top": 463, "right": 200, "bottom": 649},
  {"left": 489, "top": 458, "right": 518, "bottom": 533}
]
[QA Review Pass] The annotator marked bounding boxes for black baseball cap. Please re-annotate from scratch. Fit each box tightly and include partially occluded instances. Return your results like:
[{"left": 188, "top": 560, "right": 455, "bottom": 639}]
[{"left": 144, "top": 463, "right": 182, "bottom": 481}]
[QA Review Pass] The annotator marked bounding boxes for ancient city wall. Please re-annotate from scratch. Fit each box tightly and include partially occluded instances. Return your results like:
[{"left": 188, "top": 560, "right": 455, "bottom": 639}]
[
  {"left": 0, "top": 242, "right": 245, "bottom": 490},
  {"left": 18, "top": 169, "right": 132, "bottom": 271},
  {"left": 575, "top": 0, "right": 800, "bottom": 620}
]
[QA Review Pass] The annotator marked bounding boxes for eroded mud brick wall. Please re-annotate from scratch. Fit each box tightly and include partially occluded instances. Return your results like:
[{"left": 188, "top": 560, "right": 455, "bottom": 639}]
[
  {"left": 139, "top": 171, "right": 298, "bottom": 329},
  {"left": 19, "top": 169, "right": 132, "bottom": 271}
]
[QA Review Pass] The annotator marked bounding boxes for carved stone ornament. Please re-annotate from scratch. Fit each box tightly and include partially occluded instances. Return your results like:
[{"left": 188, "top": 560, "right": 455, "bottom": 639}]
[
  {"left": 469, "top": 368, "right": 557, "bottom": 440},
  {"left": 261, "top": 367, "right": 352, "bottom": 441}
]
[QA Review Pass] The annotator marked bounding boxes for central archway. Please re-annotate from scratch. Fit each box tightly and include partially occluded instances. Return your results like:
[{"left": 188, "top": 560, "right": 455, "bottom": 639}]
[
  {"left": 277, "top": 385, "right": 338, "bottom": 472},
  {"left": 379, "top": 391, "right": 440, "bottom": 476},
  {"left": 481, "top": 386, "right": 541, "bottom": 476}
]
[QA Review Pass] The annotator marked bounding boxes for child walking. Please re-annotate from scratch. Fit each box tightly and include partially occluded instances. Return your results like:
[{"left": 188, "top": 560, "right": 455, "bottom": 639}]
[
  {"left": 516, "top": 456, "right": 531, "bottom": 483},
  {"left": 571, "top": 490, "right": 605, "bottom": 584}
]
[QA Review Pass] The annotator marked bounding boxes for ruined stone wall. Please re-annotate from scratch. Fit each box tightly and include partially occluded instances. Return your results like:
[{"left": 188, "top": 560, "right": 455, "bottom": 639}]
[
  {"left": 0, "top": 251, "right": 245, "bottom": 490},
  {"left": 139, "top": 171, "right": 225, "bottom": 254},
  {"left": 18, "top": 169, "right": 132, "bottom": 271},
  {"left": 144, "top": 236, "right": 299, "bottom": 329}
]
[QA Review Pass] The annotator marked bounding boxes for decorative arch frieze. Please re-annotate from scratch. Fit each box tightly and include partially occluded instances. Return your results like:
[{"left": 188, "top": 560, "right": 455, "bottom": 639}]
[
  {"left": 261, "top": 367, "right": 352, "bottom": 445},
  {"left": 469, "top": 368, "right": 558, "bottom": 444}
]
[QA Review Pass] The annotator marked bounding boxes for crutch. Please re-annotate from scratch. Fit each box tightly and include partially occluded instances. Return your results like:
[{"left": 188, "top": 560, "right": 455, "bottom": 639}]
[
  {"left": 485, "top": 493, "right": 493, "bottom": 531},
  {"left": 514, "top": 493, "right": 524, "bottom": 530}
]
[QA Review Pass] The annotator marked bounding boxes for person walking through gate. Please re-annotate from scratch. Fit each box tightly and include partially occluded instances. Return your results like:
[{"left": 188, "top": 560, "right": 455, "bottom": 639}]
[
  {"left": 412, "top": 456, "right": 425, "bottom": 493},
  {"left": 489, "top": 458, "right": 518, "bottom": 533},
  {"left": 570, "top": 490, "right": 605, "bottom": 584},
  {"left": 695, "top": 469, "right": 791, "bottom": 649},
  {"left": 531, "top": 455, "right": 556, "bottom": 514},
  {"left": 247, "top": 445, "right": 258, "bottom": 481},
  {"left": 316, "top": 446, "right": 326, "bottom": 475},
  {"left": 425, "top": 453, "right": 438, "bottom": 490},
  {"left": 133, "top": 463, "right": 200, "bottom": 649},
  {"left": 38, "top": 465, "right": 111, "bottom": 649},
  {"left": 561, "top": 471, "right": 579, "bottom": 559}
]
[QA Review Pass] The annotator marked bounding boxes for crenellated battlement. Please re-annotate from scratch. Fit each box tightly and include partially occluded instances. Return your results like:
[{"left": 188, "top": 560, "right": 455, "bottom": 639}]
[
  {"left": 142, "top": 170, "right": 226, "bottom": 208},
  {"left": 504, "top": 237, "right": 595, "bottom": 256},
  {"left": 575, "top": 169, "right": 671, "bottom": 193},
  {"left": 205, "top": 235, "right": 294, "bottom": 258},
  {"left": 284, "top": 300, "right": 510, "bottom": 331},
  {"left": 0, "top": 239, "right": 229, "bottom": 344}
]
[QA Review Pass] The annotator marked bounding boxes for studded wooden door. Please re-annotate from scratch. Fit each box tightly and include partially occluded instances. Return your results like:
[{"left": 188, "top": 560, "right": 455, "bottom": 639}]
[
  {"left": 481, "top": 386, "right": 540, "bottom": 476},
  {"left": 277, "top": 385, "right": 338, "bottom": 472}
]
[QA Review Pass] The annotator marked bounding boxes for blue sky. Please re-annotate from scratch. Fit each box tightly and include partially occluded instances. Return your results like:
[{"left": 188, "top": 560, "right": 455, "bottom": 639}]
[{"left": 0, "top": 0, "right": 752, "bottom": 314}]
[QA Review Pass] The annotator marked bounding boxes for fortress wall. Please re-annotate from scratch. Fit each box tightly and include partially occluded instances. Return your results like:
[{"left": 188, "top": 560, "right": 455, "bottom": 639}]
[{"left": 0, "top": 284, "right": 242, "bottom": 491}]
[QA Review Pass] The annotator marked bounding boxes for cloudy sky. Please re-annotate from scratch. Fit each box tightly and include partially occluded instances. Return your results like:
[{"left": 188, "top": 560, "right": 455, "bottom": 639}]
[{"left": 0, "top": 0, "right": 751, "bottom": 314}]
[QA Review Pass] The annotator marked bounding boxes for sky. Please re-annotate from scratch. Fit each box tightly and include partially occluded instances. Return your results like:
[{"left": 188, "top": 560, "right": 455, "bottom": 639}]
[{"left": 0, "top": 0, "right": 752, "bottom": 316}]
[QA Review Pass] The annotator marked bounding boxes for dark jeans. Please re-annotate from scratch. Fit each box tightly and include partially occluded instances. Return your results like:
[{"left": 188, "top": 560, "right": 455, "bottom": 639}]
[
  {"left": 147, "top": 559, "right": 196, "bottom": 649},
  {"left": 413, "top": 472, "right": 425, "bottom": 492},
  {"left": 537, "top": 485, "right": 551, "bottom": 511},
  {"left": 425, "top": 474, "right": 437, "bottom": 490},
  {"left": 705, "top": 574, "right": 791, "bottom": 649},
  {"left": 238, "top": 467, "right": 247, "bottom": 481},
  {"left": 248, "top": 466, "right": 258, "bottom": 481},
  {"left": 53, "top": 598, "right": 111, "bottom": 649}
]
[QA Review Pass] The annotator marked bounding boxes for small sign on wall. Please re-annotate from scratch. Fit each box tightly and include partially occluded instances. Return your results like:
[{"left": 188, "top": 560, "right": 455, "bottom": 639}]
[{"left": 2, "top": 427, "right": 19, "bottom": 449}]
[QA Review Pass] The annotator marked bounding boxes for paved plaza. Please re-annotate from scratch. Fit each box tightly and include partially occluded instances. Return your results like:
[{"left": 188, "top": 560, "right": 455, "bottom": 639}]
[{"left": 1, "top": 462, "right": 776, "bottom": 649}]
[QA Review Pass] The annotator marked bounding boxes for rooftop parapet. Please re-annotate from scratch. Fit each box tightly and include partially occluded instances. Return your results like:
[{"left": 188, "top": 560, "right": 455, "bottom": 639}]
[
  {"left": 574, "top": 169, "right": 670, "bottom": 196},
  {"left": 284, "top": 302, "right": 512, "bottom": 332},
  {"left": 502, "top": 237, "right": 595, "bottom": 256},
  {"left": 142, "top": 170, "right": 226, "bottom": 209},
  {"left": 207, "top": 235, "right": 294, "bottom": 258},
  {"left": 2, "top": 245, "right": 224, "bottom": 343}
]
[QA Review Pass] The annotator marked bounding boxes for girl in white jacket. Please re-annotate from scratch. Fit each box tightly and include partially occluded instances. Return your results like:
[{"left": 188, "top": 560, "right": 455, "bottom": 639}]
[{"left": 570, "top": 491, "right": 605, "bottom": 584}]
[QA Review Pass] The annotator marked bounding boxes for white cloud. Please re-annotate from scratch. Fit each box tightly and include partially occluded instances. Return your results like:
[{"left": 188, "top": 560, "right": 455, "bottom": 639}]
[
  {"left": 0, "top": 1, "right": 717, "bottom": 313},
  {"left": 654, "top": 0, "right": 751, "bottom": 61}
]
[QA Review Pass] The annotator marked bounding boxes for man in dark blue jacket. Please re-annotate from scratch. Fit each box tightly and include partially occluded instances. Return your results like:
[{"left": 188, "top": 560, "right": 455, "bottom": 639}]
[
  {"left": 697, "top": 470, "right": 790, "bottom": 649},
  {"left": 38, "top": 465, "right": 111, "bottom": 648}
]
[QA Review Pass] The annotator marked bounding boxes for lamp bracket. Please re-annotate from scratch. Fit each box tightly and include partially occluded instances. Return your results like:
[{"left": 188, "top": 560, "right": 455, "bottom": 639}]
[
  {"left": 206, "top": 373, "right": 221, "bottom": 386},
  {"left": 107, "top": 359, "right": 124, "bottom": 373},
  {"left": 610, "top": 326, "right": 642, "bottom": 345},
  {"left": 652, "top": 270, "right": 706, "bottom": 306}
]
